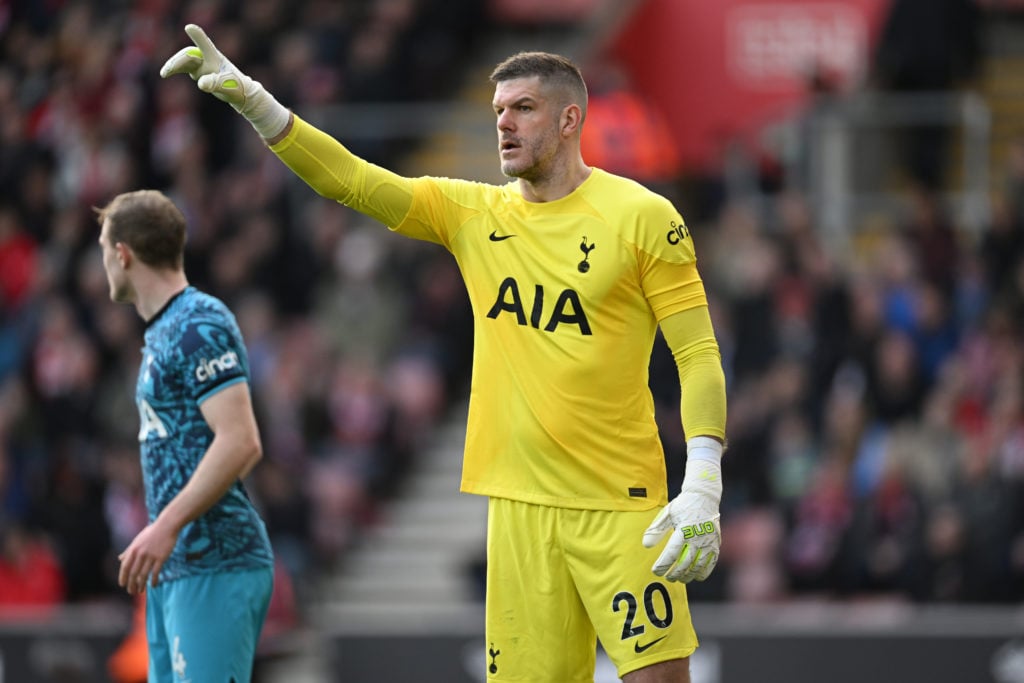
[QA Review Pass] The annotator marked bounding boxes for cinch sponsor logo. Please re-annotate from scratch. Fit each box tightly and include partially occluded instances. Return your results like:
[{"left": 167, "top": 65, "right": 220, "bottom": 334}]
[
  {"left": 666, "top": 220, "right": 690, "bottom": 246},
  {"left": 194, "top": 350, "right": 239, "bottom": 382}
]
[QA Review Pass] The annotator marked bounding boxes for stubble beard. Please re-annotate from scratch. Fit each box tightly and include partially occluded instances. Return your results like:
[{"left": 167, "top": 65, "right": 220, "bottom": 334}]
[
  {"left": 499, "top": 136, "right": 553, "bottom": 184},
  {"left": 500, "top": 155, "right": 536, "bottom": 181}
]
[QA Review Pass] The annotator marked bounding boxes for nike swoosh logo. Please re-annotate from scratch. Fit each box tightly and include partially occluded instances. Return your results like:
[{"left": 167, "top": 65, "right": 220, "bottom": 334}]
[
  {"left": 489, "top": 231, "right": 516, "bottom": 242},
  {"left": 634, "top": 636, "right": 667, "bottom": 653}
]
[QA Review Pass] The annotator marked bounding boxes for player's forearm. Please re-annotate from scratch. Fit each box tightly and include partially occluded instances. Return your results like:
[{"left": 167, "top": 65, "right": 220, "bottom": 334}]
[
  {"left": 268, "top": 115, "right": 414, "bottom": 227},
  {"left": 156, "top": 432, "right": 261, "bottom": 535},
  {"left": 676, "top": 344, "right": 726, "bottom": 442},
  {"left": 660, "top": 307, "right": 727, "bottom": 441}
]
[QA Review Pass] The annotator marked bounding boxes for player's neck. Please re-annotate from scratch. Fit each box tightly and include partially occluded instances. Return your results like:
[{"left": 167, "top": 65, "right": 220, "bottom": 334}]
[
  {"left": 519, "top": 157, "right": 592, "bottom": 203},
  {"left": 133, "top": 269, "right": 189, "bottom": 322}
]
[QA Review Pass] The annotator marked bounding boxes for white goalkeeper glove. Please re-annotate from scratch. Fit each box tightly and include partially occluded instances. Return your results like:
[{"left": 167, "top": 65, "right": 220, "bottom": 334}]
[
  {"left": 160, "top": 24, "right": 290, "bottom": 139},
  {"left": 642, "top": 436, "right": 723, "bottom": 582}
]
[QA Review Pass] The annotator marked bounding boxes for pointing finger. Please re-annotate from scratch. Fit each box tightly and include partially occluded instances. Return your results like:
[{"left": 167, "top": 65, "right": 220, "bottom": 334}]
[{"left": 184, "top": 24, "right": 218, "bottom": 58}]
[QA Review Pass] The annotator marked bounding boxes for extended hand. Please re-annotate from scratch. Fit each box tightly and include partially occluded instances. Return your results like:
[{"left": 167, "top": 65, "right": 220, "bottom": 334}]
[
  {"left": 642, "top": 437, "right": 723, "bottom": 582},
  {"left": 160, "top": 24, "right": 251, "bottom": 108},
  {"left": 161, "top": 24, "right": 290, "bottom": 138}
]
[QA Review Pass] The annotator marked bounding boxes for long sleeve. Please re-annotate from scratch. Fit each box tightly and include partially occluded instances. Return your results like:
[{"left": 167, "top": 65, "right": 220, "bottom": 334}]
[
  {"left": 660, "top": 306, "right": 727, "bottom": 442},
  {"left": 269, "top": 115, "right": 415, "bottom": 228}
]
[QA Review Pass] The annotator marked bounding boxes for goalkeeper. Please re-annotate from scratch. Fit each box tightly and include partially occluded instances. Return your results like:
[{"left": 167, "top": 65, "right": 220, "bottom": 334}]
[{"left": 163, "top": 24, "right": 727, "bottom": 683}]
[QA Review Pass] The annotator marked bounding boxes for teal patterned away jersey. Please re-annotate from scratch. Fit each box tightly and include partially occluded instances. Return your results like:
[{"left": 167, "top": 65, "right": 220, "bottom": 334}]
[{"left": 136, "top": 286, "right": 273, "bottom": 582}]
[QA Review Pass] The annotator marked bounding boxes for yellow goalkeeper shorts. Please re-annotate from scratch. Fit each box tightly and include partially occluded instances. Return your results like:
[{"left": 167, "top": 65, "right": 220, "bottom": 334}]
[{"left": 484, "top": 496, "right": 698, "bottom": 682}]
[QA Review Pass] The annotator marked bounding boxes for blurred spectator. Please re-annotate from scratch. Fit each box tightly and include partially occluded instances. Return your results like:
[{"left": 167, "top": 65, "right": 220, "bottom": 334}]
[
  {"left": 721, "top": 507, "right": 787, "bottom": 603},
  {"left": 0, "top": 521, "right": 66, "bottom": 609},
  {"left": 253, "top": 457, "right": 313, "bottom": 581},
  {"left": 0, "top": 205, "right": 39, "bottom": 313},
  {"left": 581, "top": 61, "right": 682, "bottom": 190},
  {"left": 865, "top": 328, "right": 926, "bottom": 426},
  {"left": 0, "top": 206, "right": 40, "bottom": 381},
  {"left": 784, "top": 456, "right": 852, "bottom": 594},
  {"left": 839, "top": 464, "right": 924, "bottom": 596},
  {"left": 900, "top": 186, "right": 961, "bottom": 297}
]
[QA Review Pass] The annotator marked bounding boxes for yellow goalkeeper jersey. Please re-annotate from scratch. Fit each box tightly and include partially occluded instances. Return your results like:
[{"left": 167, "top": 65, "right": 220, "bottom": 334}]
[
  {"left": 394, "top": 170, "right": 707, "bottom": 511},
  {"left": 272, "top": 116, "right": 711, "bottom": 511}
]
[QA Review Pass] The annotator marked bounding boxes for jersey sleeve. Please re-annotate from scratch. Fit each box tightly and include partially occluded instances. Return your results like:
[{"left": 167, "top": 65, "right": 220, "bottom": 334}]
[
  {"left": 270, "top": 116, "right": 415, "bottom": 229},
  {"left": 179, "top": 317, "right": 248, "bottom": 404},
  {"left": 272, "top": 116, "right": 483, "bottom": 249},
  {"left": 634, "top": 194, "right": 708, "bottom": 320}
]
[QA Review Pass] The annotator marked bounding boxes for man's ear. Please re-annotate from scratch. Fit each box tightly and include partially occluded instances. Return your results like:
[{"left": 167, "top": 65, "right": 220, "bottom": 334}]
[
  {"left": 115, "top": 242, "right": 132, "bottom": 269},
  {"left": 561, "top": 103, "right": 583, "bottom": 138}
]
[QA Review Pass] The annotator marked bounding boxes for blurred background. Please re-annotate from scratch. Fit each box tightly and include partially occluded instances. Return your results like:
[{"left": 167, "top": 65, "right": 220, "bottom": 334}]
[{"left": 1, "top": 0, "right": 1024, "bottom": 681}]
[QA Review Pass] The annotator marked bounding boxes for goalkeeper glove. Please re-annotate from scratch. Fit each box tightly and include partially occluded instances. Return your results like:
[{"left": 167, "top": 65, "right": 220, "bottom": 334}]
[
  {"left": 642, "top": 436, "right": 723, "bottom": 582},
  {"left": 160, "top": 24, "right": 290, "bottom": 140}
]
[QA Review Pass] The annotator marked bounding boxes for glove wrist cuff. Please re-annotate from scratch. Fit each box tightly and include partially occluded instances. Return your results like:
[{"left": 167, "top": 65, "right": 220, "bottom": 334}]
[
  {"left": 239, "top": 82, "right": 290, "bottom": 139},
  {"left": 681, "top": 438, "right": 723, "bottom": 503},
  {"left": 685, "top": 436, "right": 723, "bottom": 464}
]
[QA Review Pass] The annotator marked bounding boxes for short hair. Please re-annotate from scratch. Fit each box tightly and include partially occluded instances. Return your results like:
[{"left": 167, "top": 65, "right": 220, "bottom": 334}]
[
  {"left": 490, "top": 51, "right": 588, "bottom": 119},
  {"left": 95, "top": 190, "right": 186, "bottom": 270}
]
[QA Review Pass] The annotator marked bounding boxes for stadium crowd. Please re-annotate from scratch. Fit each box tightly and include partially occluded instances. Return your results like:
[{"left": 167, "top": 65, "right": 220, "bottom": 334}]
[{"left": 0, "top": 0, "right": 1022, "bottom": 627}]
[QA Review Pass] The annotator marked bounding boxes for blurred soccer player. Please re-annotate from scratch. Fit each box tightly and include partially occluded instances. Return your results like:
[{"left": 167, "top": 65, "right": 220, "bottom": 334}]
[
  {"left": 96, "top": 189, "right": 274, "bottom": 683},
  {"left": 164, "top": 25, "right": 727, "bottom": 682}
]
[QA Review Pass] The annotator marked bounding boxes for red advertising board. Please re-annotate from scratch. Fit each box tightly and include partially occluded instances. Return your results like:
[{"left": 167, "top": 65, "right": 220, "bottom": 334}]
[{"left": 607, "top": 0, "right": 892, "bottom": 172}]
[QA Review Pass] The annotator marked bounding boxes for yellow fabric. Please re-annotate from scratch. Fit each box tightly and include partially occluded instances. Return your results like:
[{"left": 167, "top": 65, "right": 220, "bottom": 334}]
[
  {"left": 485, "top": 498, "right": 697, "bottom": 681},
  {"left": 270, "top": 115, "right": 724, "bottom": 510},
  {"left": 270, "top": 116, "right": 414, "bottom": 228},
  {"left": 659, "top": 307, "right": 727, "bottom": 442}
]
